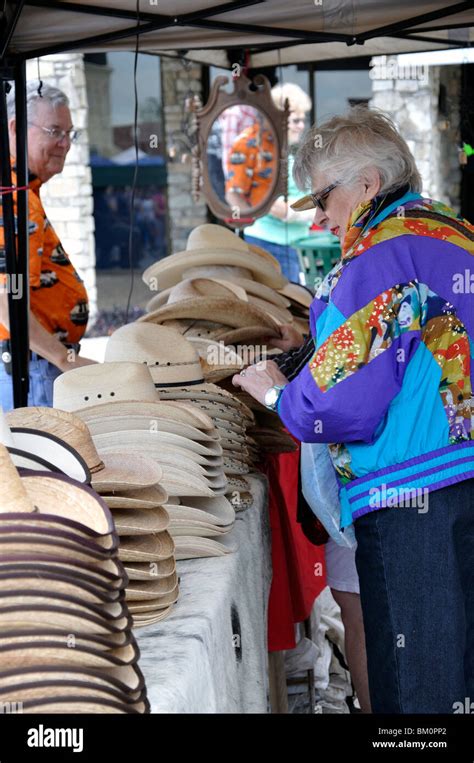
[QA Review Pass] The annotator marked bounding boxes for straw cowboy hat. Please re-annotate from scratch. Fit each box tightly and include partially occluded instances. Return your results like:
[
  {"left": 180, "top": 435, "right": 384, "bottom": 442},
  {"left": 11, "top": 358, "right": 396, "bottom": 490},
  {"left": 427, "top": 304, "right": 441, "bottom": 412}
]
[
  {"left": 100, "top": 485, "right": 169, "bottom": 509},
  {"left": 164, "top": 278, "right": 293, "bottom": 326},
  {"left": 0, "top": 664, "right": 147, "bottom": 705},
  {"left": 278, "top": 282, "right": 313, "bottom": 308},
  {"left": 53, "top": 362, "right": 159, "bottom": 413},
  {"left": 123, "top": 557, "right": 175, "bottom": 581},
  {"left": 174, "top": 533, "right": 238, "bottom": 560},
  {"left": 74, "top": 397, "right": 215, "bottom": 433},
  {"left": 142, "top": 224, "right": 287, "bottom": 291},
  {"left": 6, "top": 407, "right": 163, "bottom": 493},
  {"left": 105, "top": 324, "right": 204, "bottom": 388},
  {"left": 146, "top": 275, "right": 292, "bottom": 315},
  {"left": 1, "top": 405, "right": 90, "bottom": 483},
  {"left": 0, "top": 447, "right": 149, "bottom": 711},
  {"left": 140, "top": 297, "right": 281, "bottom": 333},
  {"left": 165, "top": 495, "right": 235, "bottom": 526}
]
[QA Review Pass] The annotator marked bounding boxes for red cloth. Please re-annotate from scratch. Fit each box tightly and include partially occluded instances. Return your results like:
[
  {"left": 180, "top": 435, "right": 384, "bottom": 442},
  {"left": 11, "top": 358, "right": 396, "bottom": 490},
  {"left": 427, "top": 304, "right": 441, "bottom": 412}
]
[{"left": 260, "top": 445, "right": 327, "bottom": 651}]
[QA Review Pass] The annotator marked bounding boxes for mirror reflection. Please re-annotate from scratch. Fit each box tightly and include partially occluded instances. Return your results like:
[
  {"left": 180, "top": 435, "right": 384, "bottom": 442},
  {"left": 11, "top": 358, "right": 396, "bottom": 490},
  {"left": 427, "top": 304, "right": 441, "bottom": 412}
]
[{"left": 207, "top": 105, "right": 277, "bottom": 212}]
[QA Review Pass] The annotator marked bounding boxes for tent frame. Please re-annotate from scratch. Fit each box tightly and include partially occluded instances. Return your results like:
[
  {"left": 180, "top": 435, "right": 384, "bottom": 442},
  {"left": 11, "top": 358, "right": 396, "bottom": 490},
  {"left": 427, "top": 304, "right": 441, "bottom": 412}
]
[{"left": 0, "top": 0, "right": 473, "bottom": 405}]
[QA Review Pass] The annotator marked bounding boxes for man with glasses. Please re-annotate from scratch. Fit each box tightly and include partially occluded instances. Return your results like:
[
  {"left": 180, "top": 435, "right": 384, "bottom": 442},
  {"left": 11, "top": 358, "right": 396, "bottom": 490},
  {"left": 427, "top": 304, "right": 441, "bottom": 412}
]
[{"left": 0, "top": 82, "right": 96, "bottom": 412}]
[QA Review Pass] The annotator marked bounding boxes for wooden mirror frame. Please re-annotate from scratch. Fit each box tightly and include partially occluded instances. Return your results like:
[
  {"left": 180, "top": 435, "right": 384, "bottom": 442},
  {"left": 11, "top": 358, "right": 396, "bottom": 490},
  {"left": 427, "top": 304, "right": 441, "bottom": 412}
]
[{"left": 190, "top": 74, "right": 289, "bottom": 228}]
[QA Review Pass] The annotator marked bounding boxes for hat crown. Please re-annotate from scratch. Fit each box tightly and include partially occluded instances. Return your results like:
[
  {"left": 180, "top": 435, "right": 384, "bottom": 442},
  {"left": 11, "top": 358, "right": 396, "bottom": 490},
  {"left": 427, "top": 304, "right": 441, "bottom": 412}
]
[
  {"left": 0, "top": 443, "right": 34, "bottom": 513},
  {"left": 106, "top": 323, "right": 199, "bottom": 366},
  {"left": 6, "top": 406, "right": 102, "bottom": 472},
  {"left": 105, "top": 324, "right": 204, "bottom": 387},
  {"left": 186, "top": 224, "right": 248, "bottom": 253},
  {"left": 53, "top": 361, "right": 158, "bottom": 411}
]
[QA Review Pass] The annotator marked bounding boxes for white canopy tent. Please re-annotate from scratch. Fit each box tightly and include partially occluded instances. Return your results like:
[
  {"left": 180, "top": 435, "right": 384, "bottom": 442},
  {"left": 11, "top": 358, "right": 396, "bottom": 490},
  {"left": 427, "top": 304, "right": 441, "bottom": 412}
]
[{"left": 3, "top": 0, "right": 474, "bottom": 66}]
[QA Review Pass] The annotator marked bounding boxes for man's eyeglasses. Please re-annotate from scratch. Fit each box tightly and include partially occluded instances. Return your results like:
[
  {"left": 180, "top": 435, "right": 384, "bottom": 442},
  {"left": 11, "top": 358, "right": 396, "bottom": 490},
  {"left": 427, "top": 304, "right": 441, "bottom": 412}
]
[
  {"left": 28, "top": 124, "right": 81, "bottom": 143},
  {"left": 290, "top": 181, "right": 341, "bottom": 213}
]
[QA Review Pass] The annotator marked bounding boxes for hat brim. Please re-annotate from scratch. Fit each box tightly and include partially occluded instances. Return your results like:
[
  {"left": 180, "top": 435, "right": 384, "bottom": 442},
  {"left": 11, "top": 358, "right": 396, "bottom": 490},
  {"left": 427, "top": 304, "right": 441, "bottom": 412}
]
[{"left": 290, "top": 194, "right": 316, "bottom": 211}]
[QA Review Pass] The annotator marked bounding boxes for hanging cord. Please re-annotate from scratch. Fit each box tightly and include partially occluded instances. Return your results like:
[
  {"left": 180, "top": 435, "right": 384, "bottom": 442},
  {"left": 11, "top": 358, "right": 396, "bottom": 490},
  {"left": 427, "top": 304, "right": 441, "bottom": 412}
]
[
  {"left": 125, "top": 0, "right": 140, "bottom": 324},
  {"left": 277, "top": 48, "right": 290, "bottom": 267},
  {"left": 36, "top": 58, "right": 43, "bottom": 97}
]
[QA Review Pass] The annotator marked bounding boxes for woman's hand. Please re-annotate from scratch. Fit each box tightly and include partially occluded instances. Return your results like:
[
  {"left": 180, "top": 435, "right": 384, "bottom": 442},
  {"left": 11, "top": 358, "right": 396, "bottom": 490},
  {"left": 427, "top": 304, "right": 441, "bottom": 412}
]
[{"left": 232, "top": 360, "right": 289, "bottom": 406}]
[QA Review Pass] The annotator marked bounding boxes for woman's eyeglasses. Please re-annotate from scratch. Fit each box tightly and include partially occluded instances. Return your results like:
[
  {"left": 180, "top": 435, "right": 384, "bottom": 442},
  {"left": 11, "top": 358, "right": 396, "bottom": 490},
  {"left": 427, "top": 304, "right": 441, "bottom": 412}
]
[
  {"left": 290, "top": 181, "right": 341, "bottom": 212},
  {"left": 289, "top": 117, "right": 306, "bottom": 125},
  {"left": 309, "top": 182, "right": 340, "bottom": 212},
  {"left": 28, "top": 123, "right": 81, "bottom": 143}
]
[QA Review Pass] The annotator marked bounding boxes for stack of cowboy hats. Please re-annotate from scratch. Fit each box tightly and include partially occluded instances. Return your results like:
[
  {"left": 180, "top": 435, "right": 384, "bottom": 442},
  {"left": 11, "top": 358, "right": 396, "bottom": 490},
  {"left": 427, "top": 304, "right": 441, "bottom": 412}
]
[
  {"left": 4, "top": 405, "right": 177, "bottom": 629},
  {"left": 103, "top": 323, "right": 256, "bottom": 507},
  {"left": 53, "top": 361, "right": 240, "bottom": 561},
  {"left": 140, "top": 223, "right": 305, "bottom": 458},
  {"left": 0, "top": 430, "right": 149, "bottom": 713}
]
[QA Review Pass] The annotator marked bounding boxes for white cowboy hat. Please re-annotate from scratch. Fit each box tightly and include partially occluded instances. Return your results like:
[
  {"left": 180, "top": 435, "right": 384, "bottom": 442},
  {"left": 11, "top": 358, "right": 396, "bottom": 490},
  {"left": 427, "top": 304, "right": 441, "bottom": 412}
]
[{"left": 142, "top": 224, "right": 287, "bottom": 290}]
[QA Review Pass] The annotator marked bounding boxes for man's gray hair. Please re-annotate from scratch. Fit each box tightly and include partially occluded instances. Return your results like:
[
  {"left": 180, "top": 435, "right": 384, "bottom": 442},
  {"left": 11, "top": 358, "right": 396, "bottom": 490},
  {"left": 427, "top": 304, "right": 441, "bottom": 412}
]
[
  {"left": 7, "top": 82, "right": 69, "bottom": 122},
  {"left": 293, "top": 105, "right": 422, "bottom": 195}
]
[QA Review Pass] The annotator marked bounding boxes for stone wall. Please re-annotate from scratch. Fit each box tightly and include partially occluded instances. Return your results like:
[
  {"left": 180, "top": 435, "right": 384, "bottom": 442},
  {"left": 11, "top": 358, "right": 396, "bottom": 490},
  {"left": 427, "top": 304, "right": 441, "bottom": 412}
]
[
  {"left": 26, "top": 54, "right": 97, "bottom": 322},
  {"left": 160, "top": 57, "right": 208, "bottom": 253},
  {"left": 370, "top": 58, "right": 461, "bottom": 211}
]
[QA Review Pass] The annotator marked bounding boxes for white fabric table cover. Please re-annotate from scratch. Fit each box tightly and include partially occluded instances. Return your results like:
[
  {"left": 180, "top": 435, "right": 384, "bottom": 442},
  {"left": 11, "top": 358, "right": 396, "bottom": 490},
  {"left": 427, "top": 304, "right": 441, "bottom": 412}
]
[{"left": 135, "top": 473, "right": 272, "bottom": 713}]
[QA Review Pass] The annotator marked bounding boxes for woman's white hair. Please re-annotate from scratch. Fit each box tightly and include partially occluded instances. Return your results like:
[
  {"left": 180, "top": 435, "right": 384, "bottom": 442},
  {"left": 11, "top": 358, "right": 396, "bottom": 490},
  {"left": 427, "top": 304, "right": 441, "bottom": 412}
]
[
  {"left": 271, "top": 83, "right": 311, "bottom": 114},
  {"left": 293, "top": 105, "right": 422, "bottom": 194},
  {"left": 7, "top": 82, "right": 69, "bottom": 122}
]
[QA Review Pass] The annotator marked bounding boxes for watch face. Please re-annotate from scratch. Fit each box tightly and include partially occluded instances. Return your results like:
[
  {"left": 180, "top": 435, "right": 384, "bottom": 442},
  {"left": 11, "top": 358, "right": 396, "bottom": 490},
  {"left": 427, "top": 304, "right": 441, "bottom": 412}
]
[{"left": 264, "top": 387, "right": 279, "bottom": 408}]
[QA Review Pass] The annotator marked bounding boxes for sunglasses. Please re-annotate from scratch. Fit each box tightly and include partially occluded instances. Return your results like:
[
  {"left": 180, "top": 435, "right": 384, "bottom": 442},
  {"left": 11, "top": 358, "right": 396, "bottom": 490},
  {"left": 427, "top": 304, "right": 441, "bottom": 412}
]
[{"left": 290, "top": 181, "right": 343, "bottom": 212}]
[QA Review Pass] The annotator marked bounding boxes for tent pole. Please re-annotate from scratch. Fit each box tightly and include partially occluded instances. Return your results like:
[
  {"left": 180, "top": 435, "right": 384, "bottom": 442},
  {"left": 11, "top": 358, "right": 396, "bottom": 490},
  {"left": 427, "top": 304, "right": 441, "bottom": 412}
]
[
  {"left": 0, "top": 70, "right": 29, "bottom": 408},
  {"left": 13, "top": 59, "right": 30, "bottom": 408}
]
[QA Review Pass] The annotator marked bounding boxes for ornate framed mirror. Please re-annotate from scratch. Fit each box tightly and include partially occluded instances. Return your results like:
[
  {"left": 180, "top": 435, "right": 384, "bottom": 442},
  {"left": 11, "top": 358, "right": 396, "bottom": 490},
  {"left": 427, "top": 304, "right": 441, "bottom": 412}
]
[{"left": 190, "top": 74, "right": 289, "bottom": 228}]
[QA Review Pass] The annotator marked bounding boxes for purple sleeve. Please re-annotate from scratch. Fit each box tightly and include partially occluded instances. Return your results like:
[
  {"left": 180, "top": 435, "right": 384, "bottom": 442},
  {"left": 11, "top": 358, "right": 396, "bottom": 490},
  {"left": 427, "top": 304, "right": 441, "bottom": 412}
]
[{"left": 277, "top": 333, "right": 420, "bottom": 443}]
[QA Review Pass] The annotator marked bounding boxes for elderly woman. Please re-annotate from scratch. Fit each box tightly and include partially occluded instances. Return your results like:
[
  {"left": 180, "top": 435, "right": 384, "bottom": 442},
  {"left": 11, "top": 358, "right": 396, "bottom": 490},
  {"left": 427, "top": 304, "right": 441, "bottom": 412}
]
[{"left": 233, "top": 106, "right": 474, "bottom": 714}]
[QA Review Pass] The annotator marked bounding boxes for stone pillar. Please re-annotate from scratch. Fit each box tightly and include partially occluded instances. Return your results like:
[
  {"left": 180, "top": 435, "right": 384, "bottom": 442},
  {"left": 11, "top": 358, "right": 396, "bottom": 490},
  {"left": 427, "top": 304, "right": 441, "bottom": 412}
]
[
  {"left": 26, "top": 54, "right": 97, "bottom": 323},
  {"left": 370, "top": 58, "right": 461, "bottom": 211},
  {"left": 160, "top": 57, "right": 208, "bottom": 253}
]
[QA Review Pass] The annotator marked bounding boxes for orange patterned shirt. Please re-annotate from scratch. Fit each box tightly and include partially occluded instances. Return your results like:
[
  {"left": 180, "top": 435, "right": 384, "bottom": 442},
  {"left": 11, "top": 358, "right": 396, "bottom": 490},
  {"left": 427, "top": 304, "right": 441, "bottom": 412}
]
[
  {"left": 225, "top": 122, "right": 276, "bottom": 207},
  {"left": 0, "top": 167, "right": 89, "bottom": 344}
]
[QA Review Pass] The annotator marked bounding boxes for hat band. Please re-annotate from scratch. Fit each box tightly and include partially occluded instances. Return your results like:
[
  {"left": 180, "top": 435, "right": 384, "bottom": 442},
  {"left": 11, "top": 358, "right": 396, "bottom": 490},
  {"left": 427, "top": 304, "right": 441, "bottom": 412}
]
[{"left": 154, "top": 378, "right": 205, "bottom": 388}]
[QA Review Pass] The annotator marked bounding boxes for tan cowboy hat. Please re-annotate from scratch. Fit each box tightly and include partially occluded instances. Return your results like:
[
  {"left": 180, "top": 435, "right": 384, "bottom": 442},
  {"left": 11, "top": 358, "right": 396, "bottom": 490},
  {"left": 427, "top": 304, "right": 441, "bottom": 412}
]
[
  {"left": 0, "top": 679, "right": 147, "bottom": 712},
  {"left": 78, "top": 399, "right": 215, "bottom": 433},
  {"left": 187, "top": 337, "right": 244, "bottom": 382},
  {"left": 174, "top": 533, "right": 238, "bottom": 560},
  {"left": 6, "top": 407, "right": 164, "bottom": 493},
  {"left": 0, "top": 663, "right": 146, "bottom": 699},
  {"left": 125, "top": 576, "right": 178, "bottom": 602},
  {"left": 118, "top": 532, "right": 175, "bottom": 563},
  {"left": 163, "top": 278, "right": 293, "bottom": 325},
  {"left": 53, "top": 362, "right": 160, "bottom": 413},
  {"left": 0, "top": 603, "right": 131, "bottom": 637},
  {"left": 142, "top": 224, "right": 287, "bottom": 290},
  {"left": 157, "top": 384, "right": 255, "bottom": 420},
  {"left": 140, "top": 297, "right": 281, "bottom": 333},
  {"left": 0, "top": 554, "right": 126, "bottom": 590},
  {"left": 100, "top": 484, "right": 169, "bottom": 509},
  {"left": 165, "top": 495, "right": 235, "bottom": 527},
  {"left": 2, "top": 406, "right": 90, "bottom": 483},
  {"left": 123, "top": 557, "right": 176, "bottom": 581},
  {"left": 127, "top": 585, "right": 179, "bottom": 610},
  {"left": 105, "top": 323, "right": 204, "bottom": 387},
  {"left": 278, "top": 282, "right": 313, "bottom": 308},
  {"left": 111, "top": 507, "right": 169, "bottom": 536},
  {"left": 0, "top": 638, "right": 139, "bottom": 670},
  {"left": 84, "top": 414, "right": 221, "bottom": 447},
  {"left": 132, "top": 608, "right": 173, "bottom": 627},
  {"left": 0, "top": 570, "right": 122, "bottom": 606}
]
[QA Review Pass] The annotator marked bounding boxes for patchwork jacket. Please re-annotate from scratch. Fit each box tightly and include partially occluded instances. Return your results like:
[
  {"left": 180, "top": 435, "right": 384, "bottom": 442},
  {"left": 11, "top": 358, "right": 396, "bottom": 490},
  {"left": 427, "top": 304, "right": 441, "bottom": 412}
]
[{"left": 277, "top": 189, "right": 474, "bottom": 527}]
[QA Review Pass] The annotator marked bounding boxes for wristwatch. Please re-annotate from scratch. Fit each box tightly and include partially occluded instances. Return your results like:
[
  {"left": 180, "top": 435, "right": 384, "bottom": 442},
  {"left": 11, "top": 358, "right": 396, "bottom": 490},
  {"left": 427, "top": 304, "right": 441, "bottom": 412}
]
[{"left": 264, "top": 384, "right": 287, "bottom": 411}]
